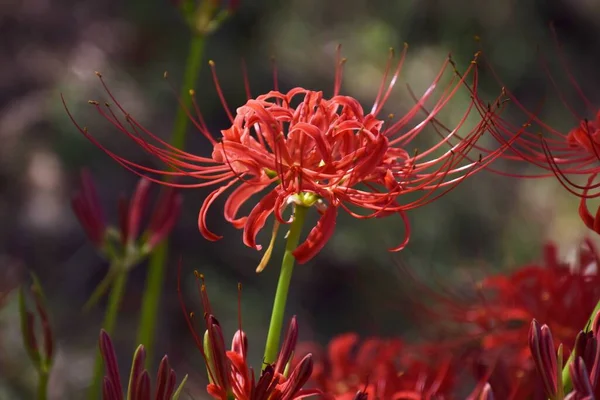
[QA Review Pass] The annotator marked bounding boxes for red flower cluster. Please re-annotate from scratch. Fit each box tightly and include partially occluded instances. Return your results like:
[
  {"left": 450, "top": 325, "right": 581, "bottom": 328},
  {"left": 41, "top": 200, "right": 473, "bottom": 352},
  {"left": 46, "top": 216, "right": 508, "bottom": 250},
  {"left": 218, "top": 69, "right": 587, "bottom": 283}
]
[
  {"left": 410, "top": 240, "right": 600, "bottom": 398},
  {"left": 179, "top": 272, "right": 319, "bottom": 399},
  {"left": 296, "top": 333, "right": 465, "bottom": 399},
  {"left": 65, "top": 46, "right": 512, "bottom": 265},
  {"left": 72, "top": 169, "right": 182, "bottom": 254}
]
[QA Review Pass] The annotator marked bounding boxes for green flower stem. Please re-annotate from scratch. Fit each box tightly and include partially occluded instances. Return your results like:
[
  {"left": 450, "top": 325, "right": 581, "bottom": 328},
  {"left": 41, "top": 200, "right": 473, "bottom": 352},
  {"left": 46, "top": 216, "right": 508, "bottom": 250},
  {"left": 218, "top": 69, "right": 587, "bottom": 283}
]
[
  {"left": 89, "top": 269, "right": 128, "bottom": 399},
  {"left": 135, "top": 32, "right": 206, "bottom": 364},
  {"left": 171, "top": 32, "right": 206, "bottom": 150},
  {"left": 135, "top": 242, "right": 166, "bottom": 359},
  {"left": 561, "top": 298, "right": 600, "bottom": 393},
  {"left": 37, "top": 370, "right": 49, "bottom": 400},
  {"left": 262, "top": 205, "right": 308, "bottom": 368}
]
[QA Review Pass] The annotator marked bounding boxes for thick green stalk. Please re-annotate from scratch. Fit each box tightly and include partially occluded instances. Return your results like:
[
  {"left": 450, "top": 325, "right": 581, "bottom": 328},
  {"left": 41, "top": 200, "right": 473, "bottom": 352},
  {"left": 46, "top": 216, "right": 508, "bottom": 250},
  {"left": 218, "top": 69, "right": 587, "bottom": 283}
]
[
  {"left": 37, "top": 371, "right": 49, "bottom": 400},
  {"left": 135, "top": 32, "right": 206, "bottom": 363},
  {"left": 561, "top": 299, "right": 600, "bottom": 393},
  {"left": 262, "top": 205, "right": 308, "bottom": 368},
  {"left": 89, "top": 269, "right": 128, "bottom": 399}
]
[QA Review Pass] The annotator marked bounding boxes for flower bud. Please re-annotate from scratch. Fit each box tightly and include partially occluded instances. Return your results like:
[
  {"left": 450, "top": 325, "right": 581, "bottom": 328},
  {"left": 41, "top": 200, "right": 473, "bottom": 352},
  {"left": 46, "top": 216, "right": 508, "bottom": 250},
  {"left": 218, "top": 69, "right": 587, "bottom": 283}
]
[
  {"left": 71, "top": 169, "right": 106, "bottom": 249},
  {"left": 529, "top": 319, "right": 559, "bottom": 399},
  {"left": 18, "top": 274, "right": 53, "bottom": 372},
  {"left": 145, "top": 187, "right": 182, "bottom": 251}
]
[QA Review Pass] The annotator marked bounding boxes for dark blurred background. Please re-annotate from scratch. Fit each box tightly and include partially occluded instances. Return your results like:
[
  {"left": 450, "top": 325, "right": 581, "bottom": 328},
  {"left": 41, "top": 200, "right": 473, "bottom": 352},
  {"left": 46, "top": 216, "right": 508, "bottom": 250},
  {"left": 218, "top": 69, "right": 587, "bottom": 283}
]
[{"left": 1, "top": 0, "right": 600, "bottom": 398}]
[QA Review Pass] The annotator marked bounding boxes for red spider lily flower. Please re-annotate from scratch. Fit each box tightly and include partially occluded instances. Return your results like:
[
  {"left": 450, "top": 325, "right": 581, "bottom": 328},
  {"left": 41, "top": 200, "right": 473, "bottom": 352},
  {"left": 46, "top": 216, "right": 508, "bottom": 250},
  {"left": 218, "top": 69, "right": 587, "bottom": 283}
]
[
  {"left": 402, "top": 239, "right": 600, "bottom": 399},
  {"left": 64, "top": 45, "right": 513, "bottom": 266},
  {"left": 98, "top": 329, "right": 187, "bottom": 400},
  {"left": 178, "top": 270, "right": 320, "bottom": 399},
  {"left": 469, "top": 28, "right": 600, "bottom": 199},
  {"left": 72, "top": 169, "right": 182, "bottom": 255},
  {"left": 295, "top": 332, "right": 460, "bottom": 399}
]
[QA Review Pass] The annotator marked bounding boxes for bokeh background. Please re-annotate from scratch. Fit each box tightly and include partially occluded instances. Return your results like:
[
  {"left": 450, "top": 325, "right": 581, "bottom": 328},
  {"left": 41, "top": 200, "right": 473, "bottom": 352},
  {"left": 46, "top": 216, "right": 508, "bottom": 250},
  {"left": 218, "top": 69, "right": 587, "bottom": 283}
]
[{"left": 1, "top": 0, "right": 600, "bottom": 398}]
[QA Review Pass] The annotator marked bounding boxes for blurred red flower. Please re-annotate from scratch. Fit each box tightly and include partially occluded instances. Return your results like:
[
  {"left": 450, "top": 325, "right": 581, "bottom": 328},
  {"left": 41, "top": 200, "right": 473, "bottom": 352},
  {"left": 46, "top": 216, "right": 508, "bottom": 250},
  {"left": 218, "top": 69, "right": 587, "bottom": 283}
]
[
  {"left": 296, "top": 333, "right": 463, "bottom": 399},
  {"left": 405, "top": 239, "right": 600, "bottom": 399},
  {"left": 473, "top": 27, "right": 600, "bottom": 200}
]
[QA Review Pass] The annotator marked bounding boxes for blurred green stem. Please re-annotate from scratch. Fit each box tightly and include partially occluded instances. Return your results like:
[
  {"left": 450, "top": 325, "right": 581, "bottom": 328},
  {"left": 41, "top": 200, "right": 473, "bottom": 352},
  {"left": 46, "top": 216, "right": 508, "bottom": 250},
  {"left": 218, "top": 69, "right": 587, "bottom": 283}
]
[
  {"left": 135, "top": 32, "right": 206, "bottom": 364},
  {"left": 262, "top": 205, "right": 307, "bottom": 368},
  {"left": 37, "top": 370, "right": 49, "bottom": 400},
  {"left": 561, "top": 299, "right": 600, "bottom": 393},
  {"left": 89, "top": 268, "right": 127, "bottom": 399}
]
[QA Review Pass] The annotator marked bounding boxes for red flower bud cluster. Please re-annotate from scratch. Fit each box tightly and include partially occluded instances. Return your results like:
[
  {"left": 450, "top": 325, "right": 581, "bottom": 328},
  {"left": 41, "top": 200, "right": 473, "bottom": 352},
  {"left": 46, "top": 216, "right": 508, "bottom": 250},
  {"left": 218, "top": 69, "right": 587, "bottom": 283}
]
[
  {"left": 99, "top": 329, "right": 187, "bottom": 400},
  {"left": 71, "top": 169, "right": 182, "bottom": 258},
  {"left": 178, "top": 271, "right": 320, "bottom": 399}
]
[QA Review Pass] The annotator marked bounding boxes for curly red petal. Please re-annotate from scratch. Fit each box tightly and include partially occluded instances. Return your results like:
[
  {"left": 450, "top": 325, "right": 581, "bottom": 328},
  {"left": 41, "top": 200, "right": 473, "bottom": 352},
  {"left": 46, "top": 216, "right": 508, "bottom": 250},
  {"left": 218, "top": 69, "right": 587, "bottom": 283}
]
[
  {"left": 224, "top": 182, "right": 271, "bottom": 229},
  {"left": 242, "top": 189, "right": 279, "bottom": 250},
  {"left": 293, "top": 205, "right": 338, "bottom": 264}
]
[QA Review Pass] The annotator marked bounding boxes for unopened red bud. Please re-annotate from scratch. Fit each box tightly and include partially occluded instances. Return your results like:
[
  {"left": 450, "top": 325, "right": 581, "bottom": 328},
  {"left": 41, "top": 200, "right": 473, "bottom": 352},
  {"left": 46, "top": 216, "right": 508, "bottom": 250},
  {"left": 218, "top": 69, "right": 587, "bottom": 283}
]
[
  {"left": 99, "top": 330, "right": 122, "bottom": 393},
  {"left": 127, "top": 345, "right": 146, "bottom": 400},
  {"left": 127, "top": 178, "right": 152, "bottom": 245},
  {"left": 102, "top": 376, "right": 120, "bottom": 400},
  {"left": 118, "top": 195, "right": 130, "bottom": 245},
  {"left": 203, "top": 316, "right": 230, "bottom": 392},
  {"left": 146, "top": 188, "right": 182, "bottom": 249},
  {"left": 254, "top": 366, "right": 275, "bottom": 399},
  {"left": 570, "top": 357, "right": 594, "bottom": 397},
  {"left": 280, "top": 354, "right": 313, "bottom": 398},
  {"left": 274, "top": 316, "right": 298, "bottom": 375},
  {"left": 529, "top": 319, "right": 558, "bottom": 399},
  {"left": 134, "top": 370, "right": 151, "bottom": 400},
  {"left": 155, "top": 355, "right": 172, "bottom": 400},
  {"left": 98, "top": 329, "right": 183, "bottom": 400},
  {"left": 72, "top": 169, "right": 106, "bottom": 248}
]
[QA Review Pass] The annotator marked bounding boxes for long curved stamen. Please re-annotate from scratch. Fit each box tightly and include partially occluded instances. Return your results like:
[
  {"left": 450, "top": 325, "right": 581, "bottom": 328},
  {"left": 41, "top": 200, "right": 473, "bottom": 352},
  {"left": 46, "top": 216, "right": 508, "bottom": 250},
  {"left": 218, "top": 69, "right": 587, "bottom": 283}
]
[
  {"left": 333, "top": 44, "right": 347, "bottom": 97},
  {"left": 209, "top": 60, "right": 235, "bottom": 123},
  {"left": 371, "top": 43, "right": 409, "bottom": 116}
]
